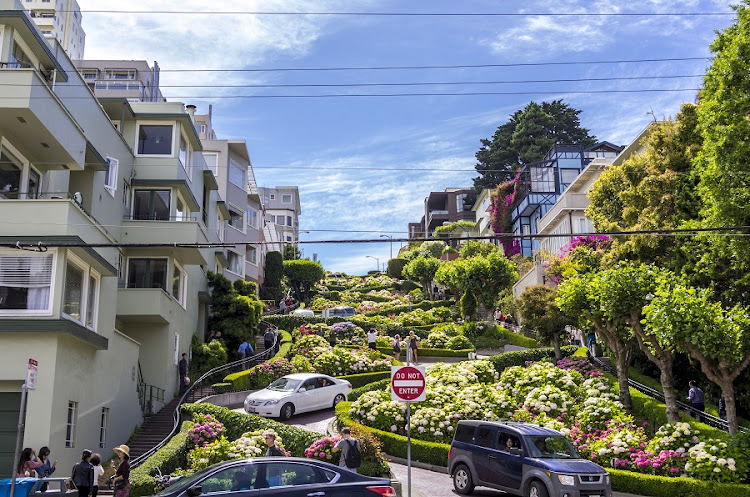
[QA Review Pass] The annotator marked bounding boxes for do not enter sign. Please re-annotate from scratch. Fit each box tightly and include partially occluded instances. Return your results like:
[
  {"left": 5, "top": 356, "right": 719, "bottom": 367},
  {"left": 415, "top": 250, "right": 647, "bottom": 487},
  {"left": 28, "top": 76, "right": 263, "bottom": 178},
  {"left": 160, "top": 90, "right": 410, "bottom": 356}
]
[{"left": 391, "top": 365, "right": 426, "bottom": 402}]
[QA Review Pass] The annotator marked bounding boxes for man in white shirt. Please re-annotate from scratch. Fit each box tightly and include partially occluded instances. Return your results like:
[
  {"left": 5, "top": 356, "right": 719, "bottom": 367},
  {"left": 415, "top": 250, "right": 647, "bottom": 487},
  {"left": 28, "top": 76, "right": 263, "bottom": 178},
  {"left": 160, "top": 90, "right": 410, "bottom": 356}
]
[{"left": 367, "top": 329, "right": 378, "bottom": 350}]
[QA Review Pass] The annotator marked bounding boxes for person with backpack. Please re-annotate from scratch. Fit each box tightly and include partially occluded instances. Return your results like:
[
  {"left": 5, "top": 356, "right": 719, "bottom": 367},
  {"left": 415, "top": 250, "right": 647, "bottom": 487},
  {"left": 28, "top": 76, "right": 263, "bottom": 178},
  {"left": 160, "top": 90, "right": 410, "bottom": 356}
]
[
  {"left": 332, "top": 427, "right": 362, "bottom": 473},
  {"left": 72, "top": 449, "right": 95, "bottom": 497}
]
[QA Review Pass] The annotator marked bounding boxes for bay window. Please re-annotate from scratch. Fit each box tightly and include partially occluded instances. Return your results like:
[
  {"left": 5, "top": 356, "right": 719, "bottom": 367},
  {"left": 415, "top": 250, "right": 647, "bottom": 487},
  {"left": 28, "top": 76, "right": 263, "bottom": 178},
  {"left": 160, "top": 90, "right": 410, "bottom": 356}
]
[
  {"left": 246, "top": 207, "right": 258, "bottom": 229},
  {"left": 172, "top": 262, "right": 186, "bottom": 307},
  {"left": 127, "top": 258, "right": 168, "bottom": 291},
  {"left": 228, "top": 207, "right": 244, "bottom": 231},
  {"left": 0, "top": 253, "right": 53, "bottom": 313},
  {"left": 0, "top": 142, "right": 41, "bottom": 200},
  {"left": 136, "top": 124, "right": 173, "bottom": 156},
  {"left": 133, "top": 189, "right": 170, "bottom": 220},
  {"left": 227, "top": 251, "right": 243, "bottom": 276},
  {"left": 62, "top": 254, "right": 99, "bottom": 330}
]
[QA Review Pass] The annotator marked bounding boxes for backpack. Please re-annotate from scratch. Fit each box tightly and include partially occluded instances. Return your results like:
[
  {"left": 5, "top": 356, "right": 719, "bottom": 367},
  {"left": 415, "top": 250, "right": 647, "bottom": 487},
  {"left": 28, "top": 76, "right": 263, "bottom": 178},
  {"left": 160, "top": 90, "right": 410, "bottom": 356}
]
[{"left": 343, "top": 439, "right": 362, "bottom": 469}]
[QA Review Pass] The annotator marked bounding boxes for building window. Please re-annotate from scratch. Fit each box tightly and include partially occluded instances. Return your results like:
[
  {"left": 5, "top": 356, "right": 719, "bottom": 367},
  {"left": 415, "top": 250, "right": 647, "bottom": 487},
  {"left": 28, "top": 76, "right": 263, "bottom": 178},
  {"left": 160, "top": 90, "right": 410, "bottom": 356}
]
[
  {"left": 86, "top": 274, "right": 98, "bottom": 329},
  {"left": 0, "top": 145, "right": 41, "bottom": 200},
  {"left": 176, "top": 196, "right": 187, "bottom": 221},
  {"left": 275, "top": 216, "right": 284, "bottom": 226},
  {"left": 127, "top": 258, "right": 168, "bottom": 291},
  {"left": 178, "top": 133, "right": 189, "bottom": 172},
  {"left": 287, "top": 216, "right": 293, "bottom": 227},
  {"left": 199, "top": 124, "right": 206, "bottom": 134},
  {"left": 172, "top": 262, "right": 186, "bottom": 306},
  {"left": 269, "top": 194, "right": 275, "bottom": 200},
  {"left": 104, "top": 157, "right": 118, "bottom": 195},
  {"left": 81, "top": 70, "right": 97, "bottom": 80},
  {"left": 203, "top": 153, "right": 218, "bottom": 175},
  {"left": 282, "top": 194, "right": 292, "bottom": 203},
  {"left": 228, "top": 161, "right": 245, "bottom": 189},
  {"left": 63, "top": 255, "right": 99, "bottom": 330},
  {"left": 228, "top": 207, "right": 244, "bottom": 231},
  {"left": 65, "top": 401, "right": 77, "bottom": 448},
  {"left": 0, "top": 253, "right": 54, "bottom": 313},
  {"left": 136, "top": 124, "right": 173, "bottom": 155},
  {"left": 122, "top": 181, "right": 130, "bottom": 209},
  {"left": 227, "top": 251, "right": 243, "bottom": 276},
  {"left": 99, "top": 407, "right": 109, "bottom": 448},
  {"left": 216, "top": 214, "right": 224, "bottom": 241},
  {"left": 105, "top": 69, "right": 135, "bottom": 80},
  {"left": 247, "top": 247, "right": 257, "bottom": 265},
  {"left": 286, "top": 236, "right": 292, "bottom": 242},
  {"left": 133, "top": 190, "right": 170, "bottom": 220},
  {"left": 246, "top": 207, "right": 258, "bottom": 229}
]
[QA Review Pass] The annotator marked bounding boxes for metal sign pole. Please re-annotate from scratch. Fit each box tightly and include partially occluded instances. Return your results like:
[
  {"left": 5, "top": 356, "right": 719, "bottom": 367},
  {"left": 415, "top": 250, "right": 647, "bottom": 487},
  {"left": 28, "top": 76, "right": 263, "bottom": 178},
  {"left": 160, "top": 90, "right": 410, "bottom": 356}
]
[
  {"left": 407, "top": 400, "right": 411, "bottom": 497},
  {"left": 9, "top": 383, "right": 28, "bottom": 497}
]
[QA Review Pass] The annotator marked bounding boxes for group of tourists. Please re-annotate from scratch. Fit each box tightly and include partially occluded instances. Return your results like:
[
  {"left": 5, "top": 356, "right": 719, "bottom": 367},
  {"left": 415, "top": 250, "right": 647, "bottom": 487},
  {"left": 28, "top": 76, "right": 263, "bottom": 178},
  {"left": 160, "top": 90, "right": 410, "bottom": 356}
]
[
  {"left": 16, "top": 444, "right": 130, "bottom": 497},
  {"left": 364, "top": 329, "right": 419, "bottom": 364}
]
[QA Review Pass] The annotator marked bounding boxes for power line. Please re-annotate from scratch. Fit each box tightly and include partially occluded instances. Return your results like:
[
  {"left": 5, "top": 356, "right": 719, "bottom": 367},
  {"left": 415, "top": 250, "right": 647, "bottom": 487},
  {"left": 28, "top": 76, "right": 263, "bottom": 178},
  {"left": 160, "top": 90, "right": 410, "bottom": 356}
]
[
  {"left": 152, "top": 57, "right": 709, "bottom": 73},
  {"left": 73, "top": 10, "right": 735, "bottom": 17}
]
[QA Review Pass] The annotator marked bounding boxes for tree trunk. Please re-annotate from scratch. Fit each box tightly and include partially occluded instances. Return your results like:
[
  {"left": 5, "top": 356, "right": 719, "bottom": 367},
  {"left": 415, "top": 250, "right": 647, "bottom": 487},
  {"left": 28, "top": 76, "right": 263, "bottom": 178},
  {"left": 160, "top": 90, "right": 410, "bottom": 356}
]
[
  {"left": 613, "top": 347, "right": 632, "bottom": 411},
  {"left": 720, "top": 383, "right": 739, "bottom": 435},
  {"left": 552, "top": 334, "right": 562, "bottom": 360},
  {"left": 659, "top": 360, "right": 680, "bottom": 423}
]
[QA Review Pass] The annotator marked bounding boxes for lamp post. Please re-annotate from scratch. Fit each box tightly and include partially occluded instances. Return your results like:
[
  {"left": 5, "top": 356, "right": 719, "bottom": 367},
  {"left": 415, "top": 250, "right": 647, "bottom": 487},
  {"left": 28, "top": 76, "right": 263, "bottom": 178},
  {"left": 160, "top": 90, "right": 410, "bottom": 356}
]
[
  {"left": 380, "top": 234, "right": 393, "bottom": 260},
  {"left": 366, "top": 255, "right": 380, "bottom": 273}
]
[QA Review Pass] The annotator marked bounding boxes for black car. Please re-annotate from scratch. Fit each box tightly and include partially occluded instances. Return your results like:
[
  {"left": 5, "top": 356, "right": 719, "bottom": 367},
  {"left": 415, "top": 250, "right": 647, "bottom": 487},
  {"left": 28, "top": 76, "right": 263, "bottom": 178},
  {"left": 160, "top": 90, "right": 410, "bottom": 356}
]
[{"left": 153, "top": 457, "right": 396, "bottom": 497}]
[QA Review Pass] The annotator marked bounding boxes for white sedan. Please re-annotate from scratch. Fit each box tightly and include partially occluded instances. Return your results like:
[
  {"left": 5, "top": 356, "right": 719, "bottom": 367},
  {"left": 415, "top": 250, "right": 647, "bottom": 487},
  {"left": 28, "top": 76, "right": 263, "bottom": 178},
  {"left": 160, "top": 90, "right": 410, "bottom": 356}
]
[{"left": 244, "top": 373, "right": 352, "bottom": 420}]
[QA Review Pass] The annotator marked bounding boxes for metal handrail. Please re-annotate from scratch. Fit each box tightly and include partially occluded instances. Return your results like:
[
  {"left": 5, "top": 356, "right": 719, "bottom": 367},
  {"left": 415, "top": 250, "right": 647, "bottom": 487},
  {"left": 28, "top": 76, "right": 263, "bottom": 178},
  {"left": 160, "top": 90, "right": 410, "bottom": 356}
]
[
  {"left": 130, "top": 320, "right": 280, "bottom": 468},
  {"left": 588, "top": 354, "right": 748, "bottom": 434}
]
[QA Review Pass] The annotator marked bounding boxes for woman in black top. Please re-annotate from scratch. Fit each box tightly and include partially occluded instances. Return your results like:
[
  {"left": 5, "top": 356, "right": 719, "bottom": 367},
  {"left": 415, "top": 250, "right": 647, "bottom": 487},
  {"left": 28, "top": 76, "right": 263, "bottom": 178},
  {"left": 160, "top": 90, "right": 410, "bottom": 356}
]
[
  {"left": 111, "top": 445, "right": 130, "bottom": 497},
  {"left": 407, "top": 331, "right": 419, "bottom": 364},
  {"left": 392, "top": 335, "right": 401, "bottom": 361}
]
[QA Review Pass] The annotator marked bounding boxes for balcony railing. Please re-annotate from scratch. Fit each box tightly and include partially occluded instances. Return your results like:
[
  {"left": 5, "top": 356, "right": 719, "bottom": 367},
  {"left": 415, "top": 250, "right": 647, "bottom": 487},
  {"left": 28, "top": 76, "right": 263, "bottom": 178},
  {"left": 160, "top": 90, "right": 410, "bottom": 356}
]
[
  {"left": 0, "top": 190, "right": 78, "bottom": 200},
  {"left": 123, "top": 213, "right": 201, "bottom": 222},
  {"left": 94, "top": 80, "right": 143, "bottom": 92}
]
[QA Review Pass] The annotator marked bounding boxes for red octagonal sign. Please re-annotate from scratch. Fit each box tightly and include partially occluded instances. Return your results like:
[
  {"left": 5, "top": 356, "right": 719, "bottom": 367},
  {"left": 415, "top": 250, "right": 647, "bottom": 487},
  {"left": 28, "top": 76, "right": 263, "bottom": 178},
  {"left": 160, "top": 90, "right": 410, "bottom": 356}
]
[{"left": 391, "top": 365, "right": 426, "bottom": 402}]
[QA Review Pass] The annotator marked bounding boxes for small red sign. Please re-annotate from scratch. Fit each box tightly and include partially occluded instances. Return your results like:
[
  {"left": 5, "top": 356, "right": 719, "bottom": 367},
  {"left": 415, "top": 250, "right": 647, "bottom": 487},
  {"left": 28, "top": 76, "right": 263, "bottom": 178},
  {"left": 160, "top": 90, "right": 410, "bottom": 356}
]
[
  {"left": 391, "top": 366, "right": 426, "bottom": 402},
  {"left": 26, "top": 359, "right": 38, "bottom": 391}
]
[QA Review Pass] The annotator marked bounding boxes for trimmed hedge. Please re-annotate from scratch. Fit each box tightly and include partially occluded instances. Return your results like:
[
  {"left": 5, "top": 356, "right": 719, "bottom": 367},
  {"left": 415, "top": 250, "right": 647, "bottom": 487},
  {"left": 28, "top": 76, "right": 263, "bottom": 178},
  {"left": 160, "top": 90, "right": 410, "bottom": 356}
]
[
  {"left": 223, "top": 330, "right": 292, "bottom": 388},
  {"left": 130, "top": 421, "right": 191, "bottom": 497},
  {"left": 339, "top": 371, "right": 391, "bottom": 388},
  {"left": 487, "top": 345, "right": 578, "bottom": 374},
  {"left": 335, "top": 402, "right": 450, "bottom": 467},
  {"left": 338, "top": 344, "right": 473, "bottom": 357},
  {"left": 607, "top": 468, "right": 750, "bottom": 497},
  {"left": 349, "top": 378, "right": 391, "bottom": 401},
  {"left": 361, "top": 300, "right": 455, "bottom": 318},
  {"left": 496, "top": 326, "right": 538, "bottom": 349}
]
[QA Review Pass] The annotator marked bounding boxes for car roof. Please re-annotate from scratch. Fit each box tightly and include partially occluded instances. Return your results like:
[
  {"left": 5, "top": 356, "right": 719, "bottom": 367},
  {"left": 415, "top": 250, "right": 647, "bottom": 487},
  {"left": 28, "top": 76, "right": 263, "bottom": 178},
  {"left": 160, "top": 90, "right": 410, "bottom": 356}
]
[
  {"left": 457, "top": 420, "right": 563, "bottom": 437},
  {"left": 282, "top": 373, "right": 330, "bottom": 380}
]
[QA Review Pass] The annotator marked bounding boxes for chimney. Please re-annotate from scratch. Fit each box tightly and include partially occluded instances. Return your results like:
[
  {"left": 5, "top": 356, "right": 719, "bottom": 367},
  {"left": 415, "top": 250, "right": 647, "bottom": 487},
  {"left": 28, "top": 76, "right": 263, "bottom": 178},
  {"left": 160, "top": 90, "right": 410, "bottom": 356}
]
[{"left": 185, "top": 104, "right": 197, "bottom": 122}]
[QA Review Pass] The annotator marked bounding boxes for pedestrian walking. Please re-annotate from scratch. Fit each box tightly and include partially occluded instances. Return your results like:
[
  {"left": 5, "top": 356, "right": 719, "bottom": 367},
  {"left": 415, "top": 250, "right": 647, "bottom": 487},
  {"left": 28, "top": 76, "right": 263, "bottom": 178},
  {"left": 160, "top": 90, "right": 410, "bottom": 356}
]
[
  {"left": 238, "top": 339, "right": 253, "bottom": 358},
  {"left": 72, "top": 450, "right": 95, "bottom": 497},
  {"left": 16, "top": 448, "right": 41, "bottom": 477},
  {"left": 90, "top": 454, "right": 104, "bottom": 497},
  {"left": 687, "top": 381, "right": 705, "bottom": 422},
  {"left": 367, "top": 329, "right": 378, "bottom": 350},
  {"left": 586, "top": 331, "right": 597, "bottom": 357},
  {"left": 264, "top": 327, "right": 276, "bottom": 352},
  {"left": 332, "top": 427, "right": 362, "bottom": 474},
  {"left": 392, "top": 335, "right": 402, "bottom": 361},
  {"left": 178, "top": 353, "right": 189, "bottom": 395},
  {"left": 407, "top": 331, "right": 419, "bottom": 364},
  {"left": 110, "top": 445, "right": 130, "bottom": 497}
]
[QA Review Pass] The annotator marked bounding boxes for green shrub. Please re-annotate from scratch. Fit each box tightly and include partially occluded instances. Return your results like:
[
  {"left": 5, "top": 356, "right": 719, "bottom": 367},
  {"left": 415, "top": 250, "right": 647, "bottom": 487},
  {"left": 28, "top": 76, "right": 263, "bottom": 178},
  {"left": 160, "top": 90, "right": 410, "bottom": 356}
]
[
  {"left": 211, "top": 383, "right": 233, "bottom": 394},
  {"left": 337, "top": 344, "right": 472, "bottom": 357},
  {"left": 572, "top": 346, "right": 588, "bottom": 357},
  {"left": 336, "top": 402, "right": 450, "bottom": 467},
  {"left": 361, "top": 300, "right": 454, "bottom": 318},
  {"left": 400, "top": 280, "right": 421, "bottom": 293},
  {"left": 340, "top": 371, "right": 391, "bottom": 388},
  {"left": 607, "top": 468, "right": 750, "bottom": 497},
  {"left": 487, "top": 345, "right": 577, "bottom": 374},
  {"left": 387, "top": 258, "right": 408, "bottom": 279},
  {"left": 349, "top": 378, "right": 391, "bottom": 401},
  {"left": 223, "top": 331, "right": 292, "bottom": 388},
  {"left": 496, "top": 326, "right": 538, "bottom": 349},
  {"left": 460, "top": 290, "right": 477, "bottom": 320},
  {"left": 129, "top": 421, "right": 191, "bottom": 497},
  {"left": 190, "top": 335, "right": 228, "bottom": 382}
]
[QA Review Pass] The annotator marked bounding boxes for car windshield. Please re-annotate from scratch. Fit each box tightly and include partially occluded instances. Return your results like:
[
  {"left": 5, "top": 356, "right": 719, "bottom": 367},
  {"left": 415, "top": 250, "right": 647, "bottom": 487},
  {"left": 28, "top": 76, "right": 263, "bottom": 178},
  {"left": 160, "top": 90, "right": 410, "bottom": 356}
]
[
  {"left": 527, "top": 435, "right": 580, "bottom": 459},
  {"left": 267, "top": 378, "right": 302, "bottom": 391}
]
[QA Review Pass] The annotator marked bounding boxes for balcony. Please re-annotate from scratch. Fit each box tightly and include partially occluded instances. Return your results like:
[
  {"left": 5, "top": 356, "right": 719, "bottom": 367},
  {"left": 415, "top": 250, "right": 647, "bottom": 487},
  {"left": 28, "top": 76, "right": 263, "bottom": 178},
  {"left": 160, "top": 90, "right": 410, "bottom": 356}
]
[
  {"left": 121, "top": 215, "right": 209, "bottom": 265},
  {"left": 116, "top": 288, "right": 179, "bottom": 324},
  {"left": 427, "top": 209, "right": 449, "bottom": 229},
  {"left": 536, "top": 193, "right": 591, "bottom": 234},
  {"left": 0, "top": 69, "right": 87, "bottom": 170},
  {"left": 94, "top": 80, "right": 144, "bottom": 100}
]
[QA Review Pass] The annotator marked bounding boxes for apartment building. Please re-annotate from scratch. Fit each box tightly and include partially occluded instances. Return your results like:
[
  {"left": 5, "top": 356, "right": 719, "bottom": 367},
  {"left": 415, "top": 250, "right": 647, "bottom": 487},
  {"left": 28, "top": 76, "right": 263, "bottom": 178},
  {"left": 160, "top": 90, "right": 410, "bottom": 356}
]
[
  {"left": 472, "top": 187, "right": 497, "bottom": 243},
  {"left": 0, "top": 0, "right": 224, "bottom": 475},
  {"left": 408, "top": 187, "right": 475, "bottom": 240},
  {"left": 259, "top": 186, "right": 301, "bottom": 246},
  {"left": 23, "top": 0, "right": 83, "bottom": 59},
  {"left": 195, "top": 108, "right": 263, "bottom": 284},
  {"left": 73, "top": 59, "right": 165, "bottom": 102}
]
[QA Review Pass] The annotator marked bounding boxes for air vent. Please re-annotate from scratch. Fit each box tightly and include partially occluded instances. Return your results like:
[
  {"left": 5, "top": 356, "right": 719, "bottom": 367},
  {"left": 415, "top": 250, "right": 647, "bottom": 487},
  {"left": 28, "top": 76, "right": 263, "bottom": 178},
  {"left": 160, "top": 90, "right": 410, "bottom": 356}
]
[
  {"left": 41, "top": 142, "right": 50, "bottom": 148},
  {"left": 17, "top": 117, "right": 27, "bottom": 123}
]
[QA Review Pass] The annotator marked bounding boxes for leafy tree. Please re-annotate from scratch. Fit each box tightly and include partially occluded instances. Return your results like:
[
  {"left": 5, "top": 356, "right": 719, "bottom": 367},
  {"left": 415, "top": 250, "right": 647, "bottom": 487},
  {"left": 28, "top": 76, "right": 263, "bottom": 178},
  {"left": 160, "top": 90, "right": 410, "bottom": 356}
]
[
  {"left": 283, "top": 244, "right": 301, "bottom": 260},
  {"left": 519, "top": 285, "right": 570, "bottom": 359},
  {"left": 644, "top": 283, "right": 750, "bottom": 433},
  {"left": 474, "top": 100, "right": 596, "bottom": 190},
  {"left": 435, "top": 251, "right": 517, "bottom": 310},
  {"left": 207, "top": 272, "right": 264, "bottom": 356},
  {"left": 402, "top": 256, "right": 441, "bottom": 295},
  {"left": 264, "top": 251, "right": 283, "bottom": 287},
  {"left": 460, "top": 290, "right": 477, "bottom": 321},
  {"left": 586, "top": 104, "right": 702, "bottom": 271},
  {"left": 459, "top": 240, "right": 498, "bottom": 258},
  {"left": 386, "top": 258, "right": 408, "bottom": 279},
  {"left": 190, "top": 335, "right": 228, "bottom": 381},
  {"left": 400, "top": 240, "right": 447, "bottom": 260},
  {"left": 283, "top": 259, "right": 325, "bottom": 303}
]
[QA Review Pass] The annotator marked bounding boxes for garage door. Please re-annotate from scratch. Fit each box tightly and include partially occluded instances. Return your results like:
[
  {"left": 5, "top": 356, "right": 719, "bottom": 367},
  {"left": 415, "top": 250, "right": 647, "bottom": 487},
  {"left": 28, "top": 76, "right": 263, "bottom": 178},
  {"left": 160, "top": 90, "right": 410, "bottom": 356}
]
[{"left": 0, "top": 393, "right": 22, "bottom": 479}]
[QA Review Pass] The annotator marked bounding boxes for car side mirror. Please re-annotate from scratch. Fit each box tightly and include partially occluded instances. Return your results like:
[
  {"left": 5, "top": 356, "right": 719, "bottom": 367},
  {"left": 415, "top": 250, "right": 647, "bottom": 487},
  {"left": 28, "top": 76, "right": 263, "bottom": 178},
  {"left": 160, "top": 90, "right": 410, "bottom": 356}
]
[
  {"left": 186, "top": 486, "right": 202, "bottom": 497},
  {"left": 298, "top": 387, "right": 306, "bottom": 392},
  {"left": 510, "top": 447, "right": 523, "bottom": 456}
]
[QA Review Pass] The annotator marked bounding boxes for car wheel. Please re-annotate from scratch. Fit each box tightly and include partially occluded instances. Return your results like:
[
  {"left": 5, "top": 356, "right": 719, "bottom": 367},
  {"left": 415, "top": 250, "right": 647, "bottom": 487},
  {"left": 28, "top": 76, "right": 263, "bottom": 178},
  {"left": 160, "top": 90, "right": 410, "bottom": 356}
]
[
  {"left": 333, "top": 394, "right": 346, "bottom": 407},
  {"left": 279, "top": 403, "right": 294, "bottom": 421},
  {"left": 528, "top": 480, "right": 549, "bottom": 497},
  {"left": 452, "top": 464, "right": 474, "bottom": 495}
]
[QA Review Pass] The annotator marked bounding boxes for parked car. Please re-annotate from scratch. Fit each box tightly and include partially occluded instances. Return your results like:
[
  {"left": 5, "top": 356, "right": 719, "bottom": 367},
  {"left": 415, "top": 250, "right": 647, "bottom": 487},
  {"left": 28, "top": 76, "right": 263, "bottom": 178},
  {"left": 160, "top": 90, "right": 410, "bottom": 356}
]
[
  {"left": 244, "top": 373, "right": 352, "bottom": 420},
  {"left": 153, "top": 457, "right": 396, "bottom": 497},
  {"left": 448, "top": 420, "right": 612, "bottom": 497},
  {"left": 291, "top": 308, "right": 315, "bottom": 317},
  {"left": 321, "top": 306, "right": 356, "bottom": 318}
]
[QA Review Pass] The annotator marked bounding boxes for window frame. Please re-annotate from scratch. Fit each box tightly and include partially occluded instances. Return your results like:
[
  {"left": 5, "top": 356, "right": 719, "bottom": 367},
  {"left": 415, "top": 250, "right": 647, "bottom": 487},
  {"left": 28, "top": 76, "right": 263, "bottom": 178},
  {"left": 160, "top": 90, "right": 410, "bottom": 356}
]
[
  {"left": 228, "top": 160, "right": 246, "bottom": 189},
  {"left": 247, "top": 246, "right": 257, "bottom": 266},
  {"left": 65, "top": 401, "right": 77, "bottom": 448},
  {"left": 202, "top": 152, "right": 219, "bottom": 176},
  {"left": 135, "top": 121, "right": 176, "bottom": 157},
  {"left": 228, "top": 204, "right": 245, "bottom": 233},
  {"left": 104, "top": 156, "right": 118, "bottom": 196},
  {"left": 178, "top": 131, "right": 190, "bottom": 174},
  {"left": 0, "top": 138, "right": 42, "bottom": 200},
  {"left": 246, "top": 207, "right": 258, "bottom": 229},
  {"left": 62, "top": 253, "right": 100, "bottom": 331},
  {"left": 0, "top": 250, "right": 56, "bottom": 316},
  {"left": 282, "top": 194, "right": 292, "bottom": 203},
  {"left": 132, "top": 188, "right": 172, "bottom": 221},
  {"left": 126, "top": 257, "right": 169, "bottom": 292},
  {"left": 172, "top": 261, "right": 187, "bottom": 308},
  {"left": 226, "top": 250, "right": 244, "bottom": 277},
  {"left": 99, "top": 407, "right": 109, "bottom": 448}
]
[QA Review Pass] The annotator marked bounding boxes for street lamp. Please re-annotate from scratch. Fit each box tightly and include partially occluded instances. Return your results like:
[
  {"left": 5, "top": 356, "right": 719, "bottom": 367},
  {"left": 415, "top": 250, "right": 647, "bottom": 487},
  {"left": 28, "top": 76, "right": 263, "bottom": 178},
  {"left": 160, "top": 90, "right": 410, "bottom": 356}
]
[
  {"left": 380, "top": 234, "right": 393, "bottom": 260},
  {"left": 366, "top": 255, "right": 380, "bottom": 273}
]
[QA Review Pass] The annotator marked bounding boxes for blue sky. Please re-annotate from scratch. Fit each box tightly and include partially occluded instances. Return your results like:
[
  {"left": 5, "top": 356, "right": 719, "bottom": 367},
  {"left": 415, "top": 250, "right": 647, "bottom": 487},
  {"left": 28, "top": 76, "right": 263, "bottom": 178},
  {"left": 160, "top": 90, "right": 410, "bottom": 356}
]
[{"left": 78, "top": 0, "right": 736, "bottom": 274}]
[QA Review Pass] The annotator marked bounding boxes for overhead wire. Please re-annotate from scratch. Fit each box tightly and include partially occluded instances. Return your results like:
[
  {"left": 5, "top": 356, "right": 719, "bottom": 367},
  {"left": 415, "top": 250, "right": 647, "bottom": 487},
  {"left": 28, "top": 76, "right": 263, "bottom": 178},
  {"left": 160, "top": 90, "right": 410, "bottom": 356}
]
[{"left": 72, "top": 10, "right": 735, "bottom": 17}]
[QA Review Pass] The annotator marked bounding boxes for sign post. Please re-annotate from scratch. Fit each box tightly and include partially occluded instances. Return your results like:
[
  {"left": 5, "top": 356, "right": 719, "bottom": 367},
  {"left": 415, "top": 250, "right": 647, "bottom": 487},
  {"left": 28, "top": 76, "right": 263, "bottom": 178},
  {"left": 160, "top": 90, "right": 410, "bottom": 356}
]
[
  {"left": 10, "top": 359, "right": 37, "bottom": 497},
  {"left": 391, "top": 364, "right": 426, "bottom": 497}
]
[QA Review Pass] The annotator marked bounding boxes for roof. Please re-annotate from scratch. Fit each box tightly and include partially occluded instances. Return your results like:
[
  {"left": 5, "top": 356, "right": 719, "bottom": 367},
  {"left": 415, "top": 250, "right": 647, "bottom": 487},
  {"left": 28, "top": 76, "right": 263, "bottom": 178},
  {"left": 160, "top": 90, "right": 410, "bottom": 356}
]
[{"left": 457, "top": 420, "right": 563, "bottom": 437}]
